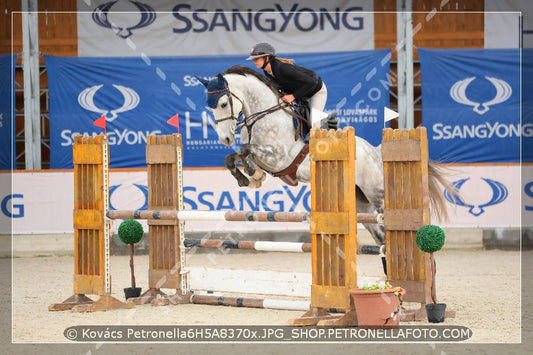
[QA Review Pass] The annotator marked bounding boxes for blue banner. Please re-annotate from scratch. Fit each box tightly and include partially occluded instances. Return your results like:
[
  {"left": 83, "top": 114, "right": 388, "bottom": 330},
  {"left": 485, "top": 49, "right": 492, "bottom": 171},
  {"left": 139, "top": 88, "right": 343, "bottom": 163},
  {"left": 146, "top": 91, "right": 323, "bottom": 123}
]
[
  {"left": 45, "top": 50, "right": 390, "bottom": 168},
  {"left": 0, "top": 55, "right": 17, "bottom": 170},
  {"left": 419, "top": 48, "right": 523, "bottom": 163}
]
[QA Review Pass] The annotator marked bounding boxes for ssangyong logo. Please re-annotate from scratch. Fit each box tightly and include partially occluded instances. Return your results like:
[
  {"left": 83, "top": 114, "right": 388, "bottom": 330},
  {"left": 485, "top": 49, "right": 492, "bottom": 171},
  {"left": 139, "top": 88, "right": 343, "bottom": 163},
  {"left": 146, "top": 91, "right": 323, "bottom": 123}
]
[
  {"left": 78, "top": 84, "right": 140, "bottom": 122},
  {"left": 444, "top": 177, "right": 508, "bottom": 216},
  {"left": 450, "top": 76, "right": 512, "bottom": 115},
  {"left": 109, "top": 184, "right": 148, "bottom": 211},
  {"left": 92, "top": 1, "right": 156, "bottom": 39}
]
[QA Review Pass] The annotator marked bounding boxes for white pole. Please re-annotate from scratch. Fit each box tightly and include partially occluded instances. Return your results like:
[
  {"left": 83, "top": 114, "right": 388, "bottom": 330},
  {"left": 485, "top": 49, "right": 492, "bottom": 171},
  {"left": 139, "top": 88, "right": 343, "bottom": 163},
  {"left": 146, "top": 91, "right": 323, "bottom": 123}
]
[
  {"left": 177, "top": 210, "right": 228, "bottom": 221},
  {"left": 21, "top": 0, "right": 41, "bottom": 169},
  {"left": 396, "top": 0, "right": 414, "bottom": 129}
]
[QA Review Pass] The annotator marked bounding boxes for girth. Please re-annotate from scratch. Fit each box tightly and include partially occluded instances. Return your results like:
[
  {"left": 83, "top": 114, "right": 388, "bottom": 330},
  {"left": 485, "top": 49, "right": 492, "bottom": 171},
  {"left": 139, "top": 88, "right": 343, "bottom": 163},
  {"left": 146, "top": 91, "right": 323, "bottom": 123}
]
[{"left": 270, "top": 144, "right": 309, "bottom": 186}]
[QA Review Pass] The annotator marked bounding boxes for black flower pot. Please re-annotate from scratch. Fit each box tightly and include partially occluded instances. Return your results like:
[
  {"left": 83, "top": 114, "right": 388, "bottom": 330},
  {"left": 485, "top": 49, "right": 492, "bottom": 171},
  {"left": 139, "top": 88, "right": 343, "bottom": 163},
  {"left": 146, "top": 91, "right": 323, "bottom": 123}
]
[
  {"left": 124, "top": 287, "right": 142, "bottom": 300},
  {"left": 425, "top": 303, "right": 447, "bottom": 323}
]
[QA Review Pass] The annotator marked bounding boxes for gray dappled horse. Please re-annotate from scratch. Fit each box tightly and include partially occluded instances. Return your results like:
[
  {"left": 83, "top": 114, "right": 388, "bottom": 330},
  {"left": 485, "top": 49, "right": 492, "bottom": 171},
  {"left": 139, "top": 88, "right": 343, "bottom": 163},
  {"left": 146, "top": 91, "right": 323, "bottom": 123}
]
[{"left": 199, "top": 65, "right": 453, "bottom": 246}]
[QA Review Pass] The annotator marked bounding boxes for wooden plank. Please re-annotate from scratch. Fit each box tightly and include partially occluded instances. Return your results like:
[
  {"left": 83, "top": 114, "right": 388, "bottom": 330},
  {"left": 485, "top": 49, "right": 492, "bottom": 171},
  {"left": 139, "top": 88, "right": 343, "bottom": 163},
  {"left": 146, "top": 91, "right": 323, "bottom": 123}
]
[
  {"left": 309, "top": 128, "right": 351, "bottom": 161},
  {"left": 384, "top": 210, "right": 426, "bottom": 231},
  {"left": 73, "top": 209, "right": 104, "bottom": 230},
  {"left": 148, "top": 268, "right": 180, "bottom": 289},
  {"left": 73, "top": 274, "right": 105, "bottom": 295},
  {"left": 382, "top": 140, "right": 422, "bottom": 162},
  {"left": 311, "top": 285, "right": 351, "bottom": 310},
  {"left": 146, "top": 144, "right": 176, "bottom": 164},
  {"left": 310, "top": 212, "right": 350, "bottom": 234},
  {"left": 72, "top": 143, "right": 102, "bottom": 164}
]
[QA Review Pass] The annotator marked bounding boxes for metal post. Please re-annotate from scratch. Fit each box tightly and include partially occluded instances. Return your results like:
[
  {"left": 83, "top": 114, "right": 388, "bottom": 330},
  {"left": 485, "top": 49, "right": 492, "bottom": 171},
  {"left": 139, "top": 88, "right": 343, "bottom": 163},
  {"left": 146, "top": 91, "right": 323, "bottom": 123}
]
[
  {"left": 396, "top": 0, "right": 414, "bottom": 129},
  {"left": 22, "top": 0, "right": 41, "bottom": 169}
]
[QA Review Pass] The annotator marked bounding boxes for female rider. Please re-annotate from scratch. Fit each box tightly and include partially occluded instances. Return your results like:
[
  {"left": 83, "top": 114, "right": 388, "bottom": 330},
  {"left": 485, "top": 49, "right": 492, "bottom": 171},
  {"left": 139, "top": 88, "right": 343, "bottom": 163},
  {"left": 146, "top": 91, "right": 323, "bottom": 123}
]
[{"left": 246, "top": 42, "right": 337, "bottom": 129}]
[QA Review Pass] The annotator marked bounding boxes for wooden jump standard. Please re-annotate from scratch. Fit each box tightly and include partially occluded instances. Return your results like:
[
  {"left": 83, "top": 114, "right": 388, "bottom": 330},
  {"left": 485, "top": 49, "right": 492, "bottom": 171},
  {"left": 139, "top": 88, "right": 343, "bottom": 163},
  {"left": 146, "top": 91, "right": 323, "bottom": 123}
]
[
  {"left": 48, "top": 135, "right": 131, "bottom": 312},
  {"left": 382, "top": 127, "right": 438, "bottom": 321}
]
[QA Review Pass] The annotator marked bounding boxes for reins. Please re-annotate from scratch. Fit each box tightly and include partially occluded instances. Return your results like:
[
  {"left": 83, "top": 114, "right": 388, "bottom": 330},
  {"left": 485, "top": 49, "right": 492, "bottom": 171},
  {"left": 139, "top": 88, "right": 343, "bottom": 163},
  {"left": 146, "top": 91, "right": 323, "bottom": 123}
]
[{"left": 208, "top": 82, "right": 308, "bottom": 141}]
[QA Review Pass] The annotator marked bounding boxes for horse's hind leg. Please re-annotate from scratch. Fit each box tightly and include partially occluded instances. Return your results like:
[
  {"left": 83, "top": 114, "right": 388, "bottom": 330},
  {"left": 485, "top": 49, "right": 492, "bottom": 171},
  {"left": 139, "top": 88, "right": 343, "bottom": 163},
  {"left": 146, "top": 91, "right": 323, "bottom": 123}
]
[
  {"left": 356, "top": 186, "right": 386, "bottom": 245},
  {"left": 357, "top": 186, "right": 387, "bottom": 275}
]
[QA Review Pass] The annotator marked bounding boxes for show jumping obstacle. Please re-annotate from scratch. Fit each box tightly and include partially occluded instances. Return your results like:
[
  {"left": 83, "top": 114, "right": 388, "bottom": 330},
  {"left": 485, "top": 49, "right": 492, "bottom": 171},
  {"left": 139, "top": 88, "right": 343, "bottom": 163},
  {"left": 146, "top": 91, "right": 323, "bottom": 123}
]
[
  {"left": 50, "top": 126, "right": 438, "bottom": 324},
  {"left": 382, "top": 127, "right": 436, "bottom": 321},
  {"left": 48, "top": 135, "right": 131, "bottom": 312}
]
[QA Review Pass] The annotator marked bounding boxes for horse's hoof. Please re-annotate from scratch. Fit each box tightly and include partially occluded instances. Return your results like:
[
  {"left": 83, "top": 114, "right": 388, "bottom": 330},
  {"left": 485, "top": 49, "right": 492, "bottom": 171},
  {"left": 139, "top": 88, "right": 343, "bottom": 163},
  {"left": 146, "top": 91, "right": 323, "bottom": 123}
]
[
  {"left": 238, "top": 179, "right": 249, "bottom": 187},
  {"left": 248, "top": 179, "right": 262, "bottom": 188},
  {"left": 252, "top": 169, "right": 266, "bottom": 182}
]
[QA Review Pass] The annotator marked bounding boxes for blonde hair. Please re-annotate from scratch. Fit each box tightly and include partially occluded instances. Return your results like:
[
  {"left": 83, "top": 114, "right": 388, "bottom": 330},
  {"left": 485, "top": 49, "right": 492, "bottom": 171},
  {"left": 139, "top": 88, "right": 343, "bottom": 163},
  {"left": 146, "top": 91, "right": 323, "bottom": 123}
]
[{"left": 275, "top": 57, "right": 294, "bottom": 65}]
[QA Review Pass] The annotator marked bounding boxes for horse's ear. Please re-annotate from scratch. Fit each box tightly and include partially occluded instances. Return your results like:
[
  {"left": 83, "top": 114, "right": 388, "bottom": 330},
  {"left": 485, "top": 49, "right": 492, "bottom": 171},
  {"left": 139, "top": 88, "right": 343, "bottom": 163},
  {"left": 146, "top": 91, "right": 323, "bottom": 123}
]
[
  {"left": 196, "top": 76, "right": 209, "bottom": 88},
  {"left": 216, "top": 73, "right": 225, "bottom": 85}
]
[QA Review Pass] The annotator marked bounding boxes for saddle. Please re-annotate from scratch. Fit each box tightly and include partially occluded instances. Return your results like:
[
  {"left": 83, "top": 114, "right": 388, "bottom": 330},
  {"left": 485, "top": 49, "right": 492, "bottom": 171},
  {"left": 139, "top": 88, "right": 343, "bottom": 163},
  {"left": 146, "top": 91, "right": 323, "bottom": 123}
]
[
  {"left": 290, "top": 99, "right": 311, "bottom": 141},
  {"left": 287, "top": 98, "right": 338, "bottom": 142}
]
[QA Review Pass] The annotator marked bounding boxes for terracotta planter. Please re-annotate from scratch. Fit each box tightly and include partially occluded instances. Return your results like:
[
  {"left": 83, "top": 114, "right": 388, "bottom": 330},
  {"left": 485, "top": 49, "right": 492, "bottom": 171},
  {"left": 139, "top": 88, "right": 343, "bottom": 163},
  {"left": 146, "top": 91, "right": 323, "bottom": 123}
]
[{"left": 350, "top": 287, "right": 405, "bottom": 327}]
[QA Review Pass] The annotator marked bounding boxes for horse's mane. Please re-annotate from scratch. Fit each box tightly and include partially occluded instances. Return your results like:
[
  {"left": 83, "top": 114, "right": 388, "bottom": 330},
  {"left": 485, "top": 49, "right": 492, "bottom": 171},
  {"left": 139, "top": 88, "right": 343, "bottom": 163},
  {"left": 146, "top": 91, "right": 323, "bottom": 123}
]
[{"left": 222, "top": 65, "right": 280, "bottom": 93}]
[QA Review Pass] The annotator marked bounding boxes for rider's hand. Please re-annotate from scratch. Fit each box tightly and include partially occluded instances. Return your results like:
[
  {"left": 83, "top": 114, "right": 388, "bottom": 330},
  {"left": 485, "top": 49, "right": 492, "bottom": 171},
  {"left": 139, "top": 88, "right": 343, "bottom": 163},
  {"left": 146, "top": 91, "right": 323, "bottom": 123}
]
[{"left": 282, "top": 94, "right": 295, "bottom": 103}]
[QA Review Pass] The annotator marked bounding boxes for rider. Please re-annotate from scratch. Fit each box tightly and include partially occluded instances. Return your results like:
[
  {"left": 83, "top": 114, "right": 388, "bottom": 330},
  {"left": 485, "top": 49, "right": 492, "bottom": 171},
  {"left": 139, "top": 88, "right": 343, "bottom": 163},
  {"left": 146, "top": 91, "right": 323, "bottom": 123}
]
[{"left": 246, "top": 42, "right": 338, "bottom": 130}]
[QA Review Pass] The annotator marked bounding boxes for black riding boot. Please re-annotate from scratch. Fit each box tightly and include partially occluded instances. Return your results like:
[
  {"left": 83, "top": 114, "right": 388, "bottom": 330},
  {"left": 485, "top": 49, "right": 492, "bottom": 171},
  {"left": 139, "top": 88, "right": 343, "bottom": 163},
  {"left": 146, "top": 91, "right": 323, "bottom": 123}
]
[{"left": 326, "top": 112, "right": 338, "bottom": 129}]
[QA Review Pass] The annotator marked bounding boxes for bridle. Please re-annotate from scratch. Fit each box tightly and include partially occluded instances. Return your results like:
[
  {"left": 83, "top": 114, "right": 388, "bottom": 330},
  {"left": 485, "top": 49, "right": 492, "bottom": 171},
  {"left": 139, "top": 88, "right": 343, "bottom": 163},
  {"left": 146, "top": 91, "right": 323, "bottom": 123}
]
[
  {"left": 207, "top": 85, "right": 245, "bottom": 125},
  {"left": 207, "top": 80, "right": 305, "bottom": 139}
]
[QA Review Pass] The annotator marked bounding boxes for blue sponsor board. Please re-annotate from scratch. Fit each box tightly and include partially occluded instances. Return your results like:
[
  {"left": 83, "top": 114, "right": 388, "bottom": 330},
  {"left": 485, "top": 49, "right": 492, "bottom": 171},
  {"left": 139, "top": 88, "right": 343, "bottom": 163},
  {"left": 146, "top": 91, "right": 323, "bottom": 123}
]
[
  {"left": 0, "top": 55, "right": 17, "bottom": 170},
  {"left": 45, "top": 50, "right": 390, "bottom": 168},
  {"left": 419, "top": 48, "right": 524, "bottom": 163},
  {"left": 523, "top": 49, "right": 533, "bottom": 163}
]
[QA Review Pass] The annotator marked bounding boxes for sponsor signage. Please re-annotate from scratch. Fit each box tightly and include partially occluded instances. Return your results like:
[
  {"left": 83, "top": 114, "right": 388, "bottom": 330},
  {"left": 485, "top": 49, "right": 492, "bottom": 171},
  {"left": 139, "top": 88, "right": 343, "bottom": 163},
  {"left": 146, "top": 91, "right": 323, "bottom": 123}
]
[
  {"left": 3, "top": 165, "right": 527, "bottom": 234},
  {"left": 0, "top": 55, "right": 16, "bottom": 170},
  {"left": 76, "top": 0, "right": 375, "bottom": 56},
  {"left": 418, "top": 48, "right": 524, "bottom": 163},
  {"left": 45, "top": 50, "right": 391, "bottom": 168}
]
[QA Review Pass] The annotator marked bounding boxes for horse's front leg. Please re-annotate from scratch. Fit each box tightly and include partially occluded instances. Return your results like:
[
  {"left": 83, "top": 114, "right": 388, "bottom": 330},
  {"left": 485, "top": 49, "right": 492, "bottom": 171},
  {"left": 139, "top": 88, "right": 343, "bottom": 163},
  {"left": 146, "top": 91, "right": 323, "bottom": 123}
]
[
  {"left": 239, "top": 145, "right": 266, "bottom": 188},
  {"left": 224, "top": 152, "right": 251, "bottom": 187}
]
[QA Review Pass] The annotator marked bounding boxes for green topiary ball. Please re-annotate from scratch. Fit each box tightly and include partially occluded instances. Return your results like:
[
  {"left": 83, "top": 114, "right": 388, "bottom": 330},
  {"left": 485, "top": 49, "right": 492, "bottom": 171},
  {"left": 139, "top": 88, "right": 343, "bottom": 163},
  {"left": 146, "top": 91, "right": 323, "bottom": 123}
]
[
  {"left": 416, "top": 225, "right": 445, "bottom": 253},
  {"left": 118, "top": 219, "right": 144, "bottom": 245}
]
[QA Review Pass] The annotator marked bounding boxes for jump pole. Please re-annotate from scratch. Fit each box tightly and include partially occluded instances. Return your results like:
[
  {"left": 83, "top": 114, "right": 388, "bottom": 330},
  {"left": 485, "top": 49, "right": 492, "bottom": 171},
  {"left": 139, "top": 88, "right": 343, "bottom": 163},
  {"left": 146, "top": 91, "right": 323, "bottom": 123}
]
[
  {"left": 107, "top": 209, "right": 381, "bottom": 224},
  {"left": 182, "top": 238, "right": 384, "bottom": 255},
  {"left": 190, "top": 294, "right": 311, "bottom": 311}
]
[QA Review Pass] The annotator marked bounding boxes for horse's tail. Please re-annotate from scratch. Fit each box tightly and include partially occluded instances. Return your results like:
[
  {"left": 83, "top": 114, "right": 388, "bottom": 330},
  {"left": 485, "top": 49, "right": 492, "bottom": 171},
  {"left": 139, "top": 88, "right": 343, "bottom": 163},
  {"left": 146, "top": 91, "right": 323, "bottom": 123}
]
[{"left": 428, "top": 160, "right": 461, "bottom": 222}]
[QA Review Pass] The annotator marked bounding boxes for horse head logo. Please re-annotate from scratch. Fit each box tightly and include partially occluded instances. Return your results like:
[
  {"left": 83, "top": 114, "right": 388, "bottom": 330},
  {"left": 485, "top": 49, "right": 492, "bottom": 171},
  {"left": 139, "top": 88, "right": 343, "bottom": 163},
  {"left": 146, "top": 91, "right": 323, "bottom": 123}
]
[
  {"left": 92, "top": 1, "right": 156, "bottom": 39},
  {"left": 444, "top": 177, "right": 508, "bottom": 216},
  {"left": 78, "top": 84, "right": 140, "bottom": 122},
  {"left": 450, "top": 76, "right": 512, "bottom": 115}
]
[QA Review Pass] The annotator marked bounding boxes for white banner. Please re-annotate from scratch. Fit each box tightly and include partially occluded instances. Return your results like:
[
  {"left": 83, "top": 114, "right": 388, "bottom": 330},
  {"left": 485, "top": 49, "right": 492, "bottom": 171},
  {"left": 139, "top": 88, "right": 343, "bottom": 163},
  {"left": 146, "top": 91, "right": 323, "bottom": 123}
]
[
  {"left": 77, "top": 0, "right": 374, "bottom": 56},
  {"left": 2, "top": 164, "right": 529, "bottom": 235},
  {"left": 484, "top": 0, "right": 532, "bottom": 48}
]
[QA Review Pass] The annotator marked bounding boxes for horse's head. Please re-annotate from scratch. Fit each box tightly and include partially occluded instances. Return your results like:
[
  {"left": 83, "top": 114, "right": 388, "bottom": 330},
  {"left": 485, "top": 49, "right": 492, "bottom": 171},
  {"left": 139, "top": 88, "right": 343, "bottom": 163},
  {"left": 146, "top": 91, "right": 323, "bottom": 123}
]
[{"left": 199, "top": 73, "right": 243, "bottom": 146}]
